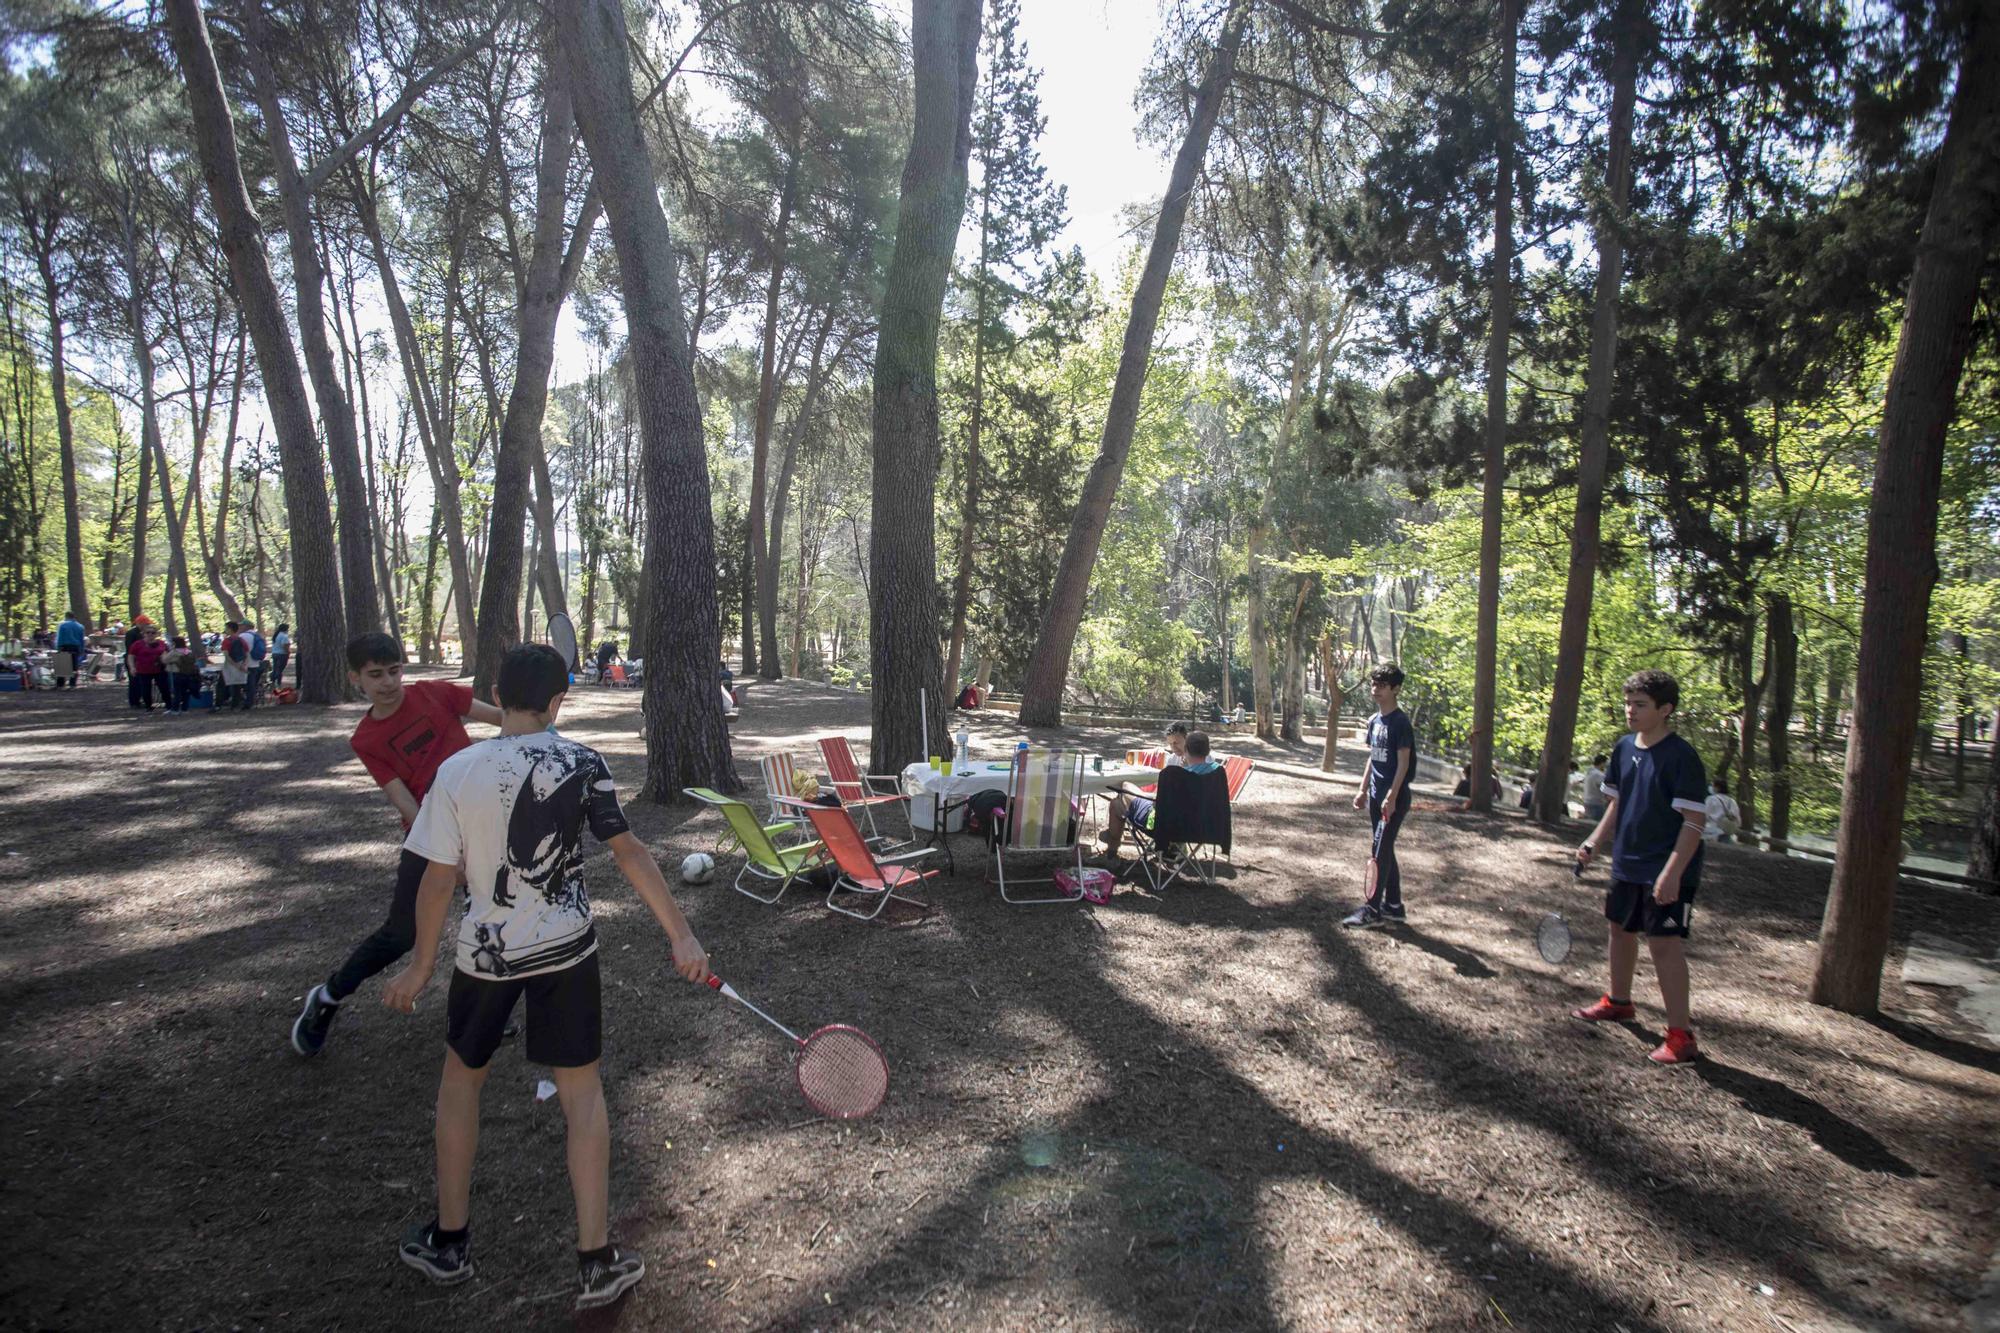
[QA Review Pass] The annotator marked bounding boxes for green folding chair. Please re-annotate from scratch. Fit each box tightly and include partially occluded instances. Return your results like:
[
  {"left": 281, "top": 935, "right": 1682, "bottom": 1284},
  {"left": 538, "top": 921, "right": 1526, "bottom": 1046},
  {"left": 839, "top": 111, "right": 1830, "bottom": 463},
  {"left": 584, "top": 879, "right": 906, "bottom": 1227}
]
[{"left": 684, "top": 788, "right": 827, "bottom": 904}]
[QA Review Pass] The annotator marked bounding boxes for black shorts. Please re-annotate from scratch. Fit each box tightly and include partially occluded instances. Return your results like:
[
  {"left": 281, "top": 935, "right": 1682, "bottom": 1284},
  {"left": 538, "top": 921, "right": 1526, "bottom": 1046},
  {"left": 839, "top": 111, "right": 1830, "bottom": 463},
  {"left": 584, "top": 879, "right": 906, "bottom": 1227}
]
[
  {"left": 446, "top": 952, "right": 602, "bottom": 1069},
  {"left": 1605, "top": 877, "right": 1697, "bottom": 938}
]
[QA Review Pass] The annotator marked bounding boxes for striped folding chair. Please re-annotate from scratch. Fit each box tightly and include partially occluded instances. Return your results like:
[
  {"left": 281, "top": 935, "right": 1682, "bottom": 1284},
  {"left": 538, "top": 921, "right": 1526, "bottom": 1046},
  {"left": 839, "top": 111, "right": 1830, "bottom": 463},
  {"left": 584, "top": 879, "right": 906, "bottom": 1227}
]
[
  {"left": 802, "top": 802, "right": 939, "bottom": 922},
  {"left": 817, "top": 735, "right": 910, "bottom": 845},
  {"left": 755, "top": 754, "right": 819, "bottom": 846},
  {"left": 992, "top": 749, "right": 1088, "bottom": 905}
]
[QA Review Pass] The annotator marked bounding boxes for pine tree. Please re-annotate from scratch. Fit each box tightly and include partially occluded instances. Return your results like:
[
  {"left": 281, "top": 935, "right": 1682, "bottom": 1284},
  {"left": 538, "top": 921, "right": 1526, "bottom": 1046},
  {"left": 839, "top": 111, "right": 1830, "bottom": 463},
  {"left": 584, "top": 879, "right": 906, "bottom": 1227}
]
[{"left": 942, "top": 0, "right": 1069, "bottom": 703}]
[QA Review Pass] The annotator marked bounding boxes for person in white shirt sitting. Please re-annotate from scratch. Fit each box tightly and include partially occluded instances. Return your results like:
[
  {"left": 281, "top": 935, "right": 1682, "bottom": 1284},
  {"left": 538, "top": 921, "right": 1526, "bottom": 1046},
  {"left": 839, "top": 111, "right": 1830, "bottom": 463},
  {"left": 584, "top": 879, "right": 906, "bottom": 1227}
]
[{"left": 1701, "top": 779, "right": 1741, "bottom": 842}]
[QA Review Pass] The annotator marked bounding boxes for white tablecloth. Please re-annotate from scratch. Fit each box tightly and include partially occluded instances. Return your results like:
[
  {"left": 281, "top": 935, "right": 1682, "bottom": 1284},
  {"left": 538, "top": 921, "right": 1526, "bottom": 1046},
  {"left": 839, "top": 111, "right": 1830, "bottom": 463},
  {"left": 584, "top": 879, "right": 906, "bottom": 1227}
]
[{"left": 901, "top": 759, "right": 1160, "bottom": 832}]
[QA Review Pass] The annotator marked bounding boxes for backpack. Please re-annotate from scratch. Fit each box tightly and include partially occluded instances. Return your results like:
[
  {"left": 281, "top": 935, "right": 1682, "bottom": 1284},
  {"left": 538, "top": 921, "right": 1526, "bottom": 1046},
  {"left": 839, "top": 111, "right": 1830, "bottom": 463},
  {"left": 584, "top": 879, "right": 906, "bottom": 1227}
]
[
  {"left": 965, "top": 788, "right": 1010, "bottom": 845},
  {"left": 226, "top": 635, "right": 248, "bottom": 664}
]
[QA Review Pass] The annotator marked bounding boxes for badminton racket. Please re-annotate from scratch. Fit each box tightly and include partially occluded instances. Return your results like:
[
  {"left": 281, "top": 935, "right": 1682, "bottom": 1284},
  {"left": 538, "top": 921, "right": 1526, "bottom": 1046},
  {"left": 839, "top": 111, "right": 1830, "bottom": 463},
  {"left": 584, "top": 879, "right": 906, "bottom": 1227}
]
[
  {"left": 1536, "top": 861, "right": 1584, "bottom": 964},
  {"left": 706, "top": 975, "right": 888, "bottom": 1119},
  {"left": 548, "top": 611, "right": 579, "bottom": 675}
]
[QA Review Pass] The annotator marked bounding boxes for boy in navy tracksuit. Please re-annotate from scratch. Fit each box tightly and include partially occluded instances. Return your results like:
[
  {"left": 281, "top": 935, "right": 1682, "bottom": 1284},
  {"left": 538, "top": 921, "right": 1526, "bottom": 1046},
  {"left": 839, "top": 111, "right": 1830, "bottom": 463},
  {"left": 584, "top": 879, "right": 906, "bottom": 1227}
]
[
  {"left": 1573, "top": 669, "right": 1709, "bottom": 1065},
  {"left": 1343, "top": 664, "right": 1416, "bottom": 928}
]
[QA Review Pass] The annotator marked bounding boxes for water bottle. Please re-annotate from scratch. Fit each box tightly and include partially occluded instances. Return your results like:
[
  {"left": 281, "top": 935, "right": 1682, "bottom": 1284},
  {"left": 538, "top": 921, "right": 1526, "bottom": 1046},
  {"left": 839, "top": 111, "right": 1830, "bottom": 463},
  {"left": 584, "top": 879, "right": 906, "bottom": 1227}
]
[{"left": 954, "top": 729, "right": 970, "bottom": 766}]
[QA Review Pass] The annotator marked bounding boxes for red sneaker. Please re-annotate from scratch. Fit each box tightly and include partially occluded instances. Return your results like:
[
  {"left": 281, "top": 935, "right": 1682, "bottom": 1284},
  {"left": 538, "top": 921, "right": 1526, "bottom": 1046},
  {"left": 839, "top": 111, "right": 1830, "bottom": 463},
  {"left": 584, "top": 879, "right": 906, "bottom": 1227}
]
[
  {"left": 1648, "top": 1027, "right": 1701, "bottom": 1065},
  {"left": 1572, "top": 995, "right": 1637, "bottom": 1022}
]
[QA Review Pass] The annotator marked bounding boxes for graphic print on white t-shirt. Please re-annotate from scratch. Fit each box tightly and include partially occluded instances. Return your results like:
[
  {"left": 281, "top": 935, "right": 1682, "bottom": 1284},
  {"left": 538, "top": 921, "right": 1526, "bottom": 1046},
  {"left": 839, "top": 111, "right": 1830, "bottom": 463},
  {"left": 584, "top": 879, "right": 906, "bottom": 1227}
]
[{"left": 405, "top": 732, "right": 631, "bottom": 979}]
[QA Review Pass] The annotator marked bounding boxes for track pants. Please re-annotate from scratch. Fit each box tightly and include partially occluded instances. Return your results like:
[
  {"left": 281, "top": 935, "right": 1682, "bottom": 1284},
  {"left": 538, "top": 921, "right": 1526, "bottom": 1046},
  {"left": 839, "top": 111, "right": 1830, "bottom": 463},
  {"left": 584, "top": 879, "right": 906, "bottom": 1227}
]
[
  {"left": 1367, "top": 798, "right": 1410, "bottom": 910},
  {"left": 326, "top": 849, "right": 427, "bottom": 1001}
]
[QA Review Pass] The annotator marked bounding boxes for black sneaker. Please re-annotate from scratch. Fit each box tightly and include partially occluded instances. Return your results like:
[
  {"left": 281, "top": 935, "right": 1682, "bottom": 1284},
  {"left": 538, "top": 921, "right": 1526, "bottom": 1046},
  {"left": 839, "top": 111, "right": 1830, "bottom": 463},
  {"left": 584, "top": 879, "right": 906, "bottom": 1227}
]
[
  {"left": 399, "top": 1221, "right": 473, "bottom": 1284},
  {"left": 291, "top": 983, "right": 341, "bottom": 1057},
  {"left": 1379, "top": 903, "right": 1407, "bottom": 924},
  {"left": 577, "top": 1245, "right": 645, "bottom": 1310},
  {"left": 1341, "top": 903, "right": 1382, "bottom": 929}
]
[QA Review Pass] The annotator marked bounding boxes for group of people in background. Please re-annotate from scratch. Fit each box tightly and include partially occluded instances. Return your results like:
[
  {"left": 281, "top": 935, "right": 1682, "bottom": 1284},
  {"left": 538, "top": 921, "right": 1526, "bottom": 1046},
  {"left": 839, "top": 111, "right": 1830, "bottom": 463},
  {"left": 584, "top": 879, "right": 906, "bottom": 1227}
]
[{"left": 37, "top": 610, "right": 291, "bottom": 712}]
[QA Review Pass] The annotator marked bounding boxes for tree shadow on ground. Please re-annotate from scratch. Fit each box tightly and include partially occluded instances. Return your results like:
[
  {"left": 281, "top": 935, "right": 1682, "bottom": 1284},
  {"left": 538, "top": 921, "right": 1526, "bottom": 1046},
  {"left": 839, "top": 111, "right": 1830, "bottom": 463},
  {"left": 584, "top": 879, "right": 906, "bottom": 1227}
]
[{"left": 1862, "top": 1011, "right": 2000, "bottom": 1076}]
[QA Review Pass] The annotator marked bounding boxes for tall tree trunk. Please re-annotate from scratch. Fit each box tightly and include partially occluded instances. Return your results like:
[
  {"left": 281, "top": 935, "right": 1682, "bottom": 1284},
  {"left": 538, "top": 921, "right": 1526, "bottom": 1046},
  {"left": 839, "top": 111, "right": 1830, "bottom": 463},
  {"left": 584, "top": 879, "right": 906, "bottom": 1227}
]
[
  {"left": 1016, "top": 2, "right": 1245, "bottom": 726},
  {"left": 417, "top": 508, "right": 442, "bottom": 664},
  {"left": 1246, "top": 294, "right": 1327, "bottom": 741},
  {"left": 944, "top": 184, "right": 995, "bottom": 703},
  {"left": 748, "top": 159, "right": 799, "bottom": 679},
  {"left": 1969, "top": 724, "right": 2000, "bottom": 891},
  {"left": 1280, "top": 578, "right": 1311, "bottom": 742},
  {"left": 126, "top": 344, "right": 154, "bottom": 622},
  {"left": 1812, "top": 8, "right": 2000, "bottom": 1009},
  {"left": 148, "top": 430, "right": 198, "bottom": 639},
  {"left": 351, "top": 178, "right": 479, "bottom": 670},
  {"left": 531, "top": 440, "right": 568, "bottom": 616},
  {"left": 1736, "top": 629, "right": 1763, "bottom": 833},
  {"left": 336, "top": 236, "right": 403, "bottom": 642},
  {"left": 1320, "top": 633, "right": 1343, "bottom": 772},
  {"left": 1766, "top": 592, "right": 1797, "bottom": 841},
  {"left": 1217, "top": 523, "right": 1233, "bottom": 713},
  {"left": 766, "top": 307, "right": 836, "bottom": 678},
  {"left": 197, "top": 331, "right": 248, "bottom": 624},
  {"left": 558, "top": 0, "right": 736, "bottom": 798},
  {"left": 1467, "top": 0, "right": 1519, "bottom": 814},
  {"left": 1532, "top": 0, "right": 1640, "bottom": 823},
  {"left": 32, "top": 250, "right": 87, "bottom": 622},
  {"left": 242, "top": 7, "right": 377, "bottom": 640},
  {"left": 164, "top": 0, "right": 345, "bottom": 704},
  {"left": 472, "top": 63, "right": 576, "bottom": 699},
  {"left": 867, "top": 0, "right": 985, "bottom": 771},
  {"left": 1821, "top": 649, "right": 1846, "bottom": 744}
]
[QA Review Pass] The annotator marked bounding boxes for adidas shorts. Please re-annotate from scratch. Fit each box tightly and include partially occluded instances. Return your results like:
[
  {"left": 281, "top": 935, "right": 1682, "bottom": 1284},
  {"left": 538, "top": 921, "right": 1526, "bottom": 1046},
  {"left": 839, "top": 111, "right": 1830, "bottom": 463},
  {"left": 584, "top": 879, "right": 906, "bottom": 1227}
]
[{"left": 1605, "top": 877, "right": 1696, "bottom": 939}]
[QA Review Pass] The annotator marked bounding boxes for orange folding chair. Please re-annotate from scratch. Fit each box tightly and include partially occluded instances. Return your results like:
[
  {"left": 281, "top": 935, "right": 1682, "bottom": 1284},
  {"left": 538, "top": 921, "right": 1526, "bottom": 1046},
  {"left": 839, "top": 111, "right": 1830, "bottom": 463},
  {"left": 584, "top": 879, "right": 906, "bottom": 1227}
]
[
  {"left": 800, "top": 801, "right": 939, "bottom": 922},
  {"left": 1124, "top": 748, "right": 1169, "bottom": 795},
  {"left": 607, "top": 662, "right": 632, "bottom": 687},
  {"left": 1223, "top": 756, "right": 1255, "bottom": 802},
  {"left": 817, "top": 735, "right": 910, "bottom": 845}
]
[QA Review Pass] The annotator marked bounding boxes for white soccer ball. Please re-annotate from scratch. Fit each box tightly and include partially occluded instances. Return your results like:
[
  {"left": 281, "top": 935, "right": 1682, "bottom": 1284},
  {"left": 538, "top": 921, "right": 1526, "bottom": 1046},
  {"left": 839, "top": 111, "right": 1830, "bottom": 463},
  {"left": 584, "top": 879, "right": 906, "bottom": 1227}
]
[{"left": 680, "top": 852, "right": 716, "bottom": 885}]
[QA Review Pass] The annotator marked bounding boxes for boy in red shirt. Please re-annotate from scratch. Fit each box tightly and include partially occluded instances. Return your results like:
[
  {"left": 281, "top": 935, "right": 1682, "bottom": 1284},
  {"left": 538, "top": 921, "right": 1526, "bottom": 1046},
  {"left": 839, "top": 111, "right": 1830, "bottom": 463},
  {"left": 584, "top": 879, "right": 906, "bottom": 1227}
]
[{"left": 291, "top": 632, "right": 503, "bottom": 1056}]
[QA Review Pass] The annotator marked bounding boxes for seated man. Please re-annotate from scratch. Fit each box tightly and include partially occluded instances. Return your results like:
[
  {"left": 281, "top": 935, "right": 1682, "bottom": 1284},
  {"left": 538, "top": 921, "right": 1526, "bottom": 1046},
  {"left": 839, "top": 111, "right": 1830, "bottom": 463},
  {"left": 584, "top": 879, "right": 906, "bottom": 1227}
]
[{"left": 1098, "top": 728, "right": 1214, "bottom": 862}]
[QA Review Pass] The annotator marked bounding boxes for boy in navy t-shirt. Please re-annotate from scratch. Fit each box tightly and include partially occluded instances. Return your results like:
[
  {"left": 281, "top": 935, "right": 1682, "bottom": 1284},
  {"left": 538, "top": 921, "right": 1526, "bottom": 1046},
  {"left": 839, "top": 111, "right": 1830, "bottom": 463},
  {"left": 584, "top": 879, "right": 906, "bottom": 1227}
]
[
  {"left": 1343, "top": 664, "right": 1416, "bottom": 928},
  {"left": 1573, "top": 669, "right": 1709, "bottom": 1065}
]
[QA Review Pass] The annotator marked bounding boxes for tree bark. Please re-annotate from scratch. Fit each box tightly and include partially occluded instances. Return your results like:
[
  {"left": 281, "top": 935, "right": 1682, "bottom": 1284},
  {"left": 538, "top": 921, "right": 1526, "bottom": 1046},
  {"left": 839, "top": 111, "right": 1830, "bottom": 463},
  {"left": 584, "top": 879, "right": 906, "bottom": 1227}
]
[
  {"left": 1736, "top": 629, "right": 1763, "bottom": 832},
  {"left": 242, "top": 7, "right": 378, "bottom": 641},
  {"left": 748, "top": 157, "right": 799, "bottom": 679},
  {"left": 1467, "top": 0, "right": 1519, "bottom": 814},
  {"left": 1765, "top": 592, "right": 1797, "bottom": 841},
  {"left": 944, "top": 177, "right": 996, "bottom": 703},
  {"left": 766, "top": 306, "right": 837, "bottom": 677},
  {"left": 867, "top": 0, "right": 985, "bottom": 772},
  {"left": 1531, "top": 0, "right": 1640, "bottom": 823},
  {"left": 1811, "top": 8, "right": 2000, "bottom": 1009},
  {"left": 351, "top": 176, "right": 479, "bottom": 670},
  {"left": 557, "top": 0, "right": 737, "bottom": 799},
  {"left": 197, "top": 330, "right": 248, "bottom": 625},
  {"left": 472, "top": 63, "right": 577, "bottom": 699},
  {"left": 1969, "top": 721, "right": 2000, "bottom": 890},
  {"left": 30, "top": 247, "right": 87, "bottom": 622},
  {"left": 1280, "top": 577, "right": 1311, "bottom": 741},
  {"left": 531, "top": 439, "right": 569, "bottom": 616},
  {"left": 164, "top": 0, "right": 345, "bottom": 704},
  {"left": 1016, "top": 3, "right": 1246, "bottom": 726},
  {"left": 1319, "top": 632, "right": 1341, "bottom": 772}
]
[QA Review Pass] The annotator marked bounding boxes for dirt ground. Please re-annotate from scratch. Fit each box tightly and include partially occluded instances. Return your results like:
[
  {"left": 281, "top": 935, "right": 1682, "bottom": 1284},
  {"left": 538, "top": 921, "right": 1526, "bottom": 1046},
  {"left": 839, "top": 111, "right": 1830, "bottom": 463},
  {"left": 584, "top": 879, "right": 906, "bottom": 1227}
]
[{"left": 2, "top": 671, "right": 1996, "bottom": 1332}]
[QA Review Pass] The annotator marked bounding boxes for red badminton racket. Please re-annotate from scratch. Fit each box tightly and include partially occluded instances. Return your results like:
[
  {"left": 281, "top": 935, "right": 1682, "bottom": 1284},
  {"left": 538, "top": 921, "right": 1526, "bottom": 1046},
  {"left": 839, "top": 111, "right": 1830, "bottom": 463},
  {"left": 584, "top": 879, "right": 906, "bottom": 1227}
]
[{"left": 706, "top": 976, "right": 888, "bottom": 1119}]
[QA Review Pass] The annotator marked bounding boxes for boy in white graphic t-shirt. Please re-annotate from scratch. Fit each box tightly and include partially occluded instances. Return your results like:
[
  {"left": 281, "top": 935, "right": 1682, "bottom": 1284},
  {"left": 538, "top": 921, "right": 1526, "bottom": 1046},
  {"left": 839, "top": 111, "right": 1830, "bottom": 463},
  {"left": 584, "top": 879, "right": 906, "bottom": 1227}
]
[{"left": 383, "top": 644, "right": 711, "bottom": 1311}]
